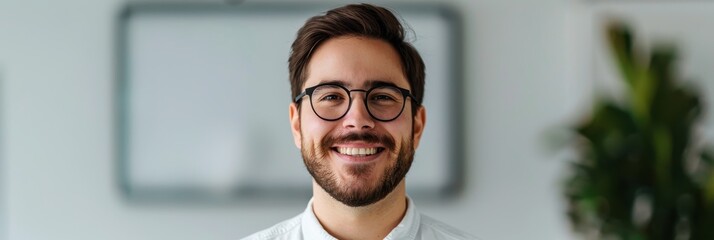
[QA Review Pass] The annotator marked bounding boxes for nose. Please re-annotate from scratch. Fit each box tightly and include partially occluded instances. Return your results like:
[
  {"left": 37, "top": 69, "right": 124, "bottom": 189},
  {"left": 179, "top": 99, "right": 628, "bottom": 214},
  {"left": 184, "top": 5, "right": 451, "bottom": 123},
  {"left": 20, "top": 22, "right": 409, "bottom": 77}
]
[{"left": 342, "top": 92, "right": 375, "bottom": 130}]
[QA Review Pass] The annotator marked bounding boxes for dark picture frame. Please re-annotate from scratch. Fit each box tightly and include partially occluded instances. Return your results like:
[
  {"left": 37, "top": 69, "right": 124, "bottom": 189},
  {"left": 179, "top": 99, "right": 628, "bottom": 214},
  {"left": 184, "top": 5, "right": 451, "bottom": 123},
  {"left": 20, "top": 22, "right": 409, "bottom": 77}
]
[{"left": 116, "top": 2, "right": 464, "bottom": 203}]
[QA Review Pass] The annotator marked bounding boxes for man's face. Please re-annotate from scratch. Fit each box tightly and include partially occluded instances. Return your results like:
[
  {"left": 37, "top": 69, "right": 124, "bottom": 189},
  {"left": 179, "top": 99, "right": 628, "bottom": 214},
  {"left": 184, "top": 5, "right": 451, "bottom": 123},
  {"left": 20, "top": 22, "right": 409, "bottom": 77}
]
[{"left": 289, "top": 36, "right": 426, "bottom": 207}]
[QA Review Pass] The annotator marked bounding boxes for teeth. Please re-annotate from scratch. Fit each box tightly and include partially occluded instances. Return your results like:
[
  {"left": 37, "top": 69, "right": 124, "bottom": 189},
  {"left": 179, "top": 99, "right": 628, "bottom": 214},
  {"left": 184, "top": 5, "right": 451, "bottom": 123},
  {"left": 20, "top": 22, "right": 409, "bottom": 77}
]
[{"left": 337, "top": 147, "right": 378, "bottom": 156}]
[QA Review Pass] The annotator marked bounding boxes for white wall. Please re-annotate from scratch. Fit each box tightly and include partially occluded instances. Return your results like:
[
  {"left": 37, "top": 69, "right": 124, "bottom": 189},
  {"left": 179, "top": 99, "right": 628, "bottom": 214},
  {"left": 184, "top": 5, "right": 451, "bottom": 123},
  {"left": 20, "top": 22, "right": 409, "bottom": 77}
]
[{"left": 0, "top": 0, "right": 603, "bottom": 239}]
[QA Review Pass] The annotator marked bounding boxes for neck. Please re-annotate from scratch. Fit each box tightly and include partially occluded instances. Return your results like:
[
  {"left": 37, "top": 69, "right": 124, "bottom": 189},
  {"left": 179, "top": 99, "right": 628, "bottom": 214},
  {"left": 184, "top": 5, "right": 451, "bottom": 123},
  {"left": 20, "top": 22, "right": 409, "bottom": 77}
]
[{"left": 311, "top": 180, "right": 408, "bottom": 240}]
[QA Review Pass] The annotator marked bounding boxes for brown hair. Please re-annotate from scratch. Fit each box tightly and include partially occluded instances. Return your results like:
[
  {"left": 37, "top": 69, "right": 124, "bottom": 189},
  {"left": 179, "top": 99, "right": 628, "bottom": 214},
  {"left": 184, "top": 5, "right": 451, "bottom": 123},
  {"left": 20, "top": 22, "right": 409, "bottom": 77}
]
[{"left": 288, "top": 3, "right": 425, "bottom": 111}]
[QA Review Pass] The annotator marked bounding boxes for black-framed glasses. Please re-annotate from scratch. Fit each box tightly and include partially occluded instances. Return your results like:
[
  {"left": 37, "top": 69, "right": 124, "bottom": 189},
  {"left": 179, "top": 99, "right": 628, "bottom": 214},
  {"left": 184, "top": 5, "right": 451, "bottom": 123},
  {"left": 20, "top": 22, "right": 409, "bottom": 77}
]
[{"left": 294, "top": 83, "right": 417, "bottom": 122}]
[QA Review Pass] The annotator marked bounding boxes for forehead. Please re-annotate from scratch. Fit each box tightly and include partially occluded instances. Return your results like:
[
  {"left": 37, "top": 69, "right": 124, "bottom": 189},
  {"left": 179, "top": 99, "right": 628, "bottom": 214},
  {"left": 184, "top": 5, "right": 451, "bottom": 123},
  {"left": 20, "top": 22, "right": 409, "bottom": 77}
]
[{"left": 304, "top": 36, "right": 408, "bottom": 89}]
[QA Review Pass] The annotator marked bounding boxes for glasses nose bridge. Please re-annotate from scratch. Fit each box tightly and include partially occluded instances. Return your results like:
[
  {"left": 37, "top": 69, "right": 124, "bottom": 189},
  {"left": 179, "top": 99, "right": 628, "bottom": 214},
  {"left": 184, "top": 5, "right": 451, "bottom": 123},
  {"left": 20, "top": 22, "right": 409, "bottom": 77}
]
[
  {"left": 340, "top": 88, "right": 374, "bottom": 128},
  {"left": 347, "top": 88, "right": 368, "bottom": 96},
  {"left": 345, "top": 88, "right": 369, "bottom": 109}
]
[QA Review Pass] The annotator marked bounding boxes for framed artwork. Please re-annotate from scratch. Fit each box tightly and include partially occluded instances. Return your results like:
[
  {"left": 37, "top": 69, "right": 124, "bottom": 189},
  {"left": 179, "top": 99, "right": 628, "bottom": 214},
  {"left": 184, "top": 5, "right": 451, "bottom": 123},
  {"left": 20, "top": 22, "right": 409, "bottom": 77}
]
[{"left": 117, "top": 2, "right": 464, "bottom": 202}]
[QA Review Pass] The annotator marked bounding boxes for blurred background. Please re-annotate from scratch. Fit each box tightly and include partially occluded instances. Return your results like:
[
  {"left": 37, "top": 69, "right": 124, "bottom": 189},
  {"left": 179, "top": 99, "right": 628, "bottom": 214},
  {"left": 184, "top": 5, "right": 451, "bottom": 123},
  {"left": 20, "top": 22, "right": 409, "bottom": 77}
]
[{"left": 2, "top": 0, "right": 714, "bottom": 240}]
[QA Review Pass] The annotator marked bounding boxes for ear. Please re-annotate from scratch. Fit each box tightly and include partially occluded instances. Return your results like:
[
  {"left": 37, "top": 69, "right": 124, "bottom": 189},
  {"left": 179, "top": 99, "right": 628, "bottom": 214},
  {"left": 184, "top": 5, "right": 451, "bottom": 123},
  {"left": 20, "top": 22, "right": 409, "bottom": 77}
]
[
  {"left": 412, "top": 106, "right": 426, "bottom": 149},
  {"left": 289, "top": 103, "right": 302, "bottom": 149}
]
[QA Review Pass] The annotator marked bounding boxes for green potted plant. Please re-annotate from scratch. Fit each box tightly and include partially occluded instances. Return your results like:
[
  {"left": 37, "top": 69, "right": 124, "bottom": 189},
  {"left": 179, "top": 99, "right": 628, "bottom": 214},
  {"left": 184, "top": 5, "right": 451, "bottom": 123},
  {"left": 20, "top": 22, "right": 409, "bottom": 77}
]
[{"left": 563, "top": 22, "right": 714, "bottom": 240}]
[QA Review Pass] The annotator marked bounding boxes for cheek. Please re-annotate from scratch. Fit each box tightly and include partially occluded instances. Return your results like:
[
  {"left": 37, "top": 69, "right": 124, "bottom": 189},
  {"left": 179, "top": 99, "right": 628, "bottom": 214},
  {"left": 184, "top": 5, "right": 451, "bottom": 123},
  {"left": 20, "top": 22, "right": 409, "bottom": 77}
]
[
  {"left": 392, "top": 113, "right": 413, "bottom": 134},
  {"left": 383, "top": 119, "right": 413, "bottom": 143},
  {"left": 300, "top": 110, "right": 331, "bottom": 143}
]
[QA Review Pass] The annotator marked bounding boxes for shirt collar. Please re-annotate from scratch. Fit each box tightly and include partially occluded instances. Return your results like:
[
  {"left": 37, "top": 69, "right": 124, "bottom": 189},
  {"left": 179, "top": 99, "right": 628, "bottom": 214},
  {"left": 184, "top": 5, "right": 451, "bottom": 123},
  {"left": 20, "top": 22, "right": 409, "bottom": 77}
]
[
  {"left": 385, "top": 197, "right": 420, "bottom": 240},
  {"left": 301, "top": 197, "right": 420, "bottom": 240},
  {"left": 301, "top": 198, "right": 337, "bottom": 240}
]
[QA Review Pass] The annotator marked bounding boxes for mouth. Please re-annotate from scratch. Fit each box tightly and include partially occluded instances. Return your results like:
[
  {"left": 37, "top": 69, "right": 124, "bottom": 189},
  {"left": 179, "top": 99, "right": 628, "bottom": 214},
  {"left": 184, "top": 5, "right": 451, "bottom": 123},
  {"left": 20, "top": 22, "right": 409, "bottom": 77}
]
[
  {"left": 323, "top": 132, "right": 395, "bottom": 163},
  {"left": 332, "top": 147, "right": 386, "bottom": 157}
]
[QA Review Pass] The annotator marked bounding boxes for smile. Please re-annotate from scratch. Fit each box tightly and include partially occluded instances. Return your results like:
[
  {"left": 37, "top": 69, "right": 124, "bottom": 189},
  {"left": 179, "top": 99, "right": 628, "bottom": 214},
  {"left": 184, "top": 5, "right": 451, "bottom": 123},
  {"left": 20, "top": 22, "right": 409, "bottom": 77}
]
[
  {"left": 337, "top": 147, "right": 377, "bottom": 156},
  {"left": 333, "top": 147, "right": 385, "bottom": 157}
]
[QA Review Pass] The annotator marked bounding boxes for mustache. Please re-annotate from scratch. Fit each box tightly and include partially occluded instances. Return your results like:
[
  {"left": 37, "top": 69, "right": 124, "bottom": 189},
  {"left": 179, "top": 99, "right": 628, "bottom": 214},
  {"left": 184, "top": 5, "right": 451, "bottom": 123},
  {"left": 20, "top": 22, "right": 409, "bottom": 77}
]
[{"left": 321, "top": 132, "right": 396, "bottom": 151}]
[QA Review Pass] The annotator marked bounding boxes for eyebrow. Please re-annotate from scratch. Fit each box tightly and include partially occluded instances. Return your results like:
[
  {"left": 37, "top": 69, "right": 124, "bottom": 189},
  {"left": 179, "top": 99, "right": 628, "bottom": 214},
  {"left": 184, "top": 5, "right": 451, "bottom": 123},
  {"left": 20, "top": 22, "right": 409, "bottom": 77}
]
[{"left": 316, "top": 80, "right": 399, "bottom": 89}]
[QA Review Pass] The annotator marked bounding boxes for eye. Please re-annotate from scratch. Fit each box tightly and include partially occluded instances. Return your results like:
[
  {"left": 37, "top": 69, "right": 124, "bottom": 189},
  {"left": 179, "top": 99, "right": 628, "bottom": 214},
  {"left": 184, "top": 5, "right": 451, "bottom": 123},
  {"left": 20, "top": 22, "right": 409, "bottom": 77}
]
[
  {"left": 312, "top": 85, "right": 348, "bottom": 104},
  {"left": 371, "top": 94, "right": 397, "bottom": 101},
  {"left": 369, "top": 87, "right": 402, "bottom": 105},
  {"left": 320, "top": 94, "right": 344, "bottom": 102}
]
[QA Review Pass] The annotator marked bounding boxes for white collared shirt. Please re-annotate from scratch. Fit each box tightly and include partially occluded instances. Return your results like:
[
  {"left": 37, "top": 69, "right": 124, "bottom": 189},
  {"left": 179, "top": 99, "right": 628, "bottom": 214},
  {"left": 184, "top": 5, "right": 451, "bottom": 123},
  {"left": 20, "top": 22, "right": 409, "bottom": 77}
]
[{"left": 241, "top": 198, "right": 477, "bottom": 240}]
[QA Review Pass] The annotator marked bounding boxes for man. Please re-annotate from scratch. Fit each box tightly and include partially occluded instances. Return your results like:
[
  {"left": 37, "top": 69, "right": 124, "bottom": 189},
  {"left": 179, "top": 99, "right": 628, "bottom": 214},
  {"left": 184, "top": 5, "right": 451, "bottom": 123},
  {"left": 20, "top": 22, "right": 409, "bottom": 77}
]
[{"left": 243, "top": 4, "right": 475, "bottom": 240}]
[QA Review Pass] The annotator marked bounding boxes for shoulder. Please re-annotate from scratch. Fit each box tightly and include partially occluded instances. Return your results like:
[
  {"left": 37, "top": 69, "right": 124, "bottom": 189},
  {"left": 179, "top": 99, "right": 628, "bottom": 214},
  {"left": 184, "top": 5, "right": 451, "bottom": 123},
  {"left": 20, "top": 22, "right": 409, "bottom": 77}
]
[
  {"left": 240, "top": 214, "right": 303, "bottom": 240},
  {"left": 419, "top": 214, "right": 480, "bottom": 240}
]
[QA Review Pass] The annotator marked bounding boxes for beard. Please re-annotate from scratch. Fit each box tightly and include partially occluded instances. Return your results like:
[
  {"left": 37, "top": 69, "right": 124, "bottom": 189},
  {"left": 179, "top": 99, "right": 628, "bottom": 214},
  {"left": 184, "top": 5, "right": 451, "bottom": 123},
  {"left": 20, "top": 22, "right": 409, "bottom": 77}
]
[{"left": 301, "top": 131, "right": 415, "bottom": 207}]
